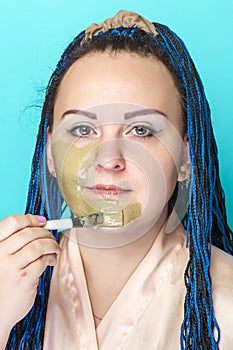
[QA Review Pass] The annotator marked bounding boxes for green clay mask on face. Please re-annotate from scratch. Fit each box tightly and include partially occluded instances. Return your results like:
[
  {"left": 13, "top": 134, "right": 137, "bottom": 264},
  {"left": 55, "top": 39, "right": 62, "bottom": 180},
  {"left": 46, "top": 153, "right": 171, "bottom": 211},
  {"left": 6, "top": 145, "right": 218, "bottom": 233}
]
[
  {"left": 52, "top": 140, "right": 141, "bottom": 227},
  {"left": 52, "top": 141, "right": 99, "bottom": 217},
  {"left": 47, "top": 103, "right": 189, "bottom": 248}
]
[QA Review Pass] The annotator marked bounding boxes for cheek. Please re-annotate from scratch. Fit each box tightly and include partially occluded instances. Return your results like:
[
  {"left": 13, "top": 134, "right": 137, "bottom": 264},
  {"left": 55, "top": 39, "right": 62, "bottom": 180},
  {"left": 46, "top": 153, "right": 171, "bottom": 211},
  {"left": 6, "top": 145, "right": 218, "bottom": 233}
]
[
  {"left": 162, "top": 153, "right": 178, "bottom": 181},
  {"left": 147, "top": 144, "right": 179, "bottom": 200},
  {"left": 52, "top": 141, "right": 98, "bottom": 216},
  {"left": 124, "top": 150, "right": 169, "bottom": 211},
  {"left": 144, "top": 121, "right": 185, "bottom": 195}
]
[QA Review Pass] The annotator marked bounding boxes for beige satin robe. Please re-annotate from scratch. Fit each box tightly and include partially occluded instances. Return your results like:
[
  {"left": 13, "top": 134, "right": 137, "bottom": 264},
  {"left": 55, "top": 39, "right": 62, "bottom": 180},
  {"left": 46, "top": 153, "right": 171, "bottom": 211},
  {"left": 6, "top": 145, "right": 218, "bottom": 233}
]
[{"left": 43, "top": 229, "right": 233, "bottom": 349}]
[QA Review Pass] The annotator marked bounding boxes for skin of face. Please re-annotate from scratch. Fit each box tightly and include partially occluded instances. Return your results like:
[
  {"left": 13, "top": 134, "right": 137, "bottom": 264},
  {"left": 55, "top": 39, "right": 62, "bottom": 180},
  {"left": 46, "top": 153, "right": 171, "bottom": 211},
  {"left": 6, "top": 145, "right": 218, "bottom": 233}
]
[
  {"left": 47, "top": 52, "right": 189, "bottom": 230},
  {"left": 46, "top": 52, "right": 190, "bottom": 321}
]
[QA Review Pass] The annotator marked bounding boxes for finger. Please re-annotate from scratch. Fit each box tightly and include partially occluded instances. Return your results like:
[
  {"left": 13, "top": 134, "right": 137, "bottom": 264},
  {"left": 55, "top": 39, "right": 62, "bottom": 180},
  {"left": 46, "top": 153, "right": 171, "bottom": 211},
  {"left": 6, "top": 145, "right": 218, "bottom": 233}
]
[
  {"left": 2, "top": 227, "right": 56, "bottom": 255},
  {"left": 21, "top": 254, "right": 58, "bottom": 281},
  {"left": 13, "top": 238, "right": 60, "bottom": 269},
  {"left": 0, "top": 214, "right": 47, "bottom": 241}
]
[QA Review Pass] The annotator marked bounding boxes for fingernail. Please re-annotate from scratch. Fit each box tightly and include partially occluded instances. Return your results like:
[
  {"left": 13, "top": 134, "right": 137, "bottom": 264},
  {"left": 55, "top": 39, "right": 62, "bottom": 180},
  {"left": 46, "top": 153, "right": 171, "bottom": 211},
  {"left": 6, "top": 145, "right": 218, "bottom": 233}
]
[{"left": 37, "top": 215, "right": 46, "bottom": 222}]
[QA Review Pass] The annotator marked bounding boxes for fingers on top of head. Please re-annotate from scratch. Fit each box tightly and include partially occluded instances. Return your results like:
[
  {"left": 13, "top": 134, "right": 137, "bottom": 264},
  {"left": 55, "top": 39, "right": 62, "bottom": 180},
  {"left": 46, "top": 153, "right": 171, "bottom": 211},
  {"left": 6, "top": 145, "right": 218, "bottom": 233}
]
[{"left": 0, "top": 214, "right": 47, "bottom": 242}]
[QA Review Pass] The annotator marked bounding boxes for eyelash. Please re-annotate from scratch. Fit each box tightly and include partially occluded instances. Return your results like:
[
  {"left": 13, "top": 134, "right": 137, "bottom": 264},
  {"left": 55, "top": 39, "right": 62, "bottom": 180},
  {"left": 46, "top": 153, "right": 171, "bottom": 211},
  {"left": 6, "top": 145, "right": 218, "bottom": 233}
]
[
  {"left": 129, "top": 125, "right": 162, "bottom": 139},
  {"left": 66, "top": 125, "right": 96, "bottom": 138},
  {"left": 66, "top": 124, "right": 162, "bottom": 139}
]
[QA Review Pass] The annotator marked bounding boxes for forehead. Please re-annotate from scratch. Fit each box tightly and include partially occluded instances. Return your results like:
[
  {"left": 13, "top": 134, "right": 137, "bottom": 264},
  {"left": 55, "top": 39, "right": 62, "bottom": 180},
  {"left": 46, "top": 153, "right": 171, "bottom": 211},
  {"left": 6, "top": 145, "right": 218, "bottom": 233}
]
[{"left": 53, "top": 52, "right": 182, "bottom": 129}]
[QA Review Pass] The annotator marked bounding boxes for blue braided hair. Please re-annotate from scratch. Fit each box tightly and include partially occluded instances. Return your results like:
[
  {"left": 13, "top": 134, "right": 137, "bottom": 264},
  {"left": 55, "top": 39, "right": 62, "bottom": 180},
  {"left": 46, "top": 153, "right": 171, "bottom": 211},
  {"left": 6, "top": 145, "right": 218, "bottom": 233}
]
[{"left": 6, "top": 20, "right": 232, "bottom": 350}]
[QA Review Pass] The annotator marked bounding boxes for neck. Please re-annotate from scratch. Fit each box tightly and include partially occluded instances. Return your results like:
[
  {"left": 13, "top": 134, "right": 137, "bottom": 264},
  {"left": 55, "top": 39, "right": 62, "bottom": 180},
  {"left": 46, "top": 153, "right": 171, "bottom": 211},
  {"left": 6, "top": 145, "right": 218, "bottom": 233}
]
[
  {"left": 79, "top": 209, "right": 167, "bottom": 272},
  {"left": 78, "top": 210, "right": 168, "bottom": 319}
]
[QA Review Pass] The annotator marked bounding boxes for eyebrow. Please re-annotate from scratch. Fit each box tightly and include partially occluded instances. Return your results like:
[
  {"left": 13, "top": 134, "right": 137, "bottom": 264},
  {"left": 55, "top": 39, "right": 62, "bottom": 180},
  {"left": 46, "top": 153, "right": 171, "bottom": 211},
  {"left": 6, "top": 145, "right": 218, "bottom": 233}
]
[
  {"left": 61, "top": 109, "right": 97, "bottom": 119},
  {"left": 124, "top": 108, "right": 167, "bottom": 119},
  {"left": 61, "top": 108, "right": 167, "bottom": 120}
]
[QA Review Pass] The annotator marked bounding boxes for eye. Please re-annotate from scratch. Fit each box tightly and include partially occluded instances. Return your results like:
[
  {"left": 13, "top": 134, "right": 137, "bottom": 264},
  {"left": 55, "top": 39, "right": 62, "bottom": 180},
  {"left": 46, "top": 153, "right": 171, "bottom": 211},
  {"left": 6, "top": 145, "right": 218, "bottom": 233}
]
[
  {"left": 130, "top": 124, "right": 162, "bottom": 139},
  {"left": 132, "top": 126, "right": 152, "bottom": 137},
  {"left": 66, "top": 124, "right": 95, "bottom": 138}
]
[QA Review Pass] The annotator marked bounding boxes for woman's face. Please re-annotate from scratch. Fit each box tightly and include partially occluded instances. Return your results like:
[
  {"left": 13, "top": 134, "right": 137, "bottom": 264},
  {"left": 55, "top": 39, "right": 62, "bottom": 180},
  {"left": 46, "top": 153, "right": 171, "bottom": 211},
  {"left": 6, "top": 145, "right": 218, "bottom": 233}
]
[{"left": 48, "top": 52, "right": 188, "bottom": 246}]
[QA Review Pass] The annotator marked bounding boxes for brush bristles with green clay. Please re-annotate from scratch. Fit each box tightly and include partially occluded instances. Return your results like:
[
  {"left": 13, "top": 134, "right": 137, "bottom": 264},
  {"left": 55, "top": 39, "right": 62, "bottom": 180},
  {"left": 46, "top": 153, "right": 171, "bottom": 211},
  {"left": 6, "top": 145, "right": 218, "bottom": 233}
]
[{"left": 44, "top": 203, "right": 141, "bottom": 231}]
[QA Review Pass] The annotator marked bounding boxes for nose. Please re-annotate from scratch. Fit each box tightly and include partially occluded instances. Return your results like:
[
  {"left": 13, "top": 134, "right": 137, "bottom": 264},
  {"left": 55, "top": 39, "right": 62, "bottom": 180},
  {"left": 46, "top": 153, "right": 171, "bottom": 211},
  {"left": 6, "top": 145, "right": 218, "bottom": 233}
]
[{"left": 94, "top": 141, "right": 126, "bottom": 172}]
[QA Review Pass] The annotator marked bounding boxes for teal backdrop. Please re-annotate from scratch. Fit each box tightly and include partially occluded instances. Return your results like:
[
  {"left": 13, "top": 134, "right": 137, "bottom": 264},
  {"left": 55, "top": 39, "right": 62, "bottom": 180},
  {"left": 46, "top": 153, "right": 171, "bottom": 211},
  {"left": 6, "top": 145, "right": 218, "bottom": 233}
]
[{"left": 0, "top": 0, "right": 232, "bottom": 227}]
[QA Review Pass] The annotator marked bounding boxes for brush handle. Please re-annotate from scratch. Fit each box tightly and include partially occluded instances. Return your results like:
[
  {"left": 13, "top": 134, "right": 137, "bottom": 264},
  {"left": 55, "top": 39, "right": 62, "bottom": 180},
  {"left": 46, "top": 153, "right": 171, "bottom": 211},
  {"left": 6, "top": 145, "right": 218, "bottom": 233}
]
[
  {"left": 44, "top": 211, "right": 122, "bottom": 230},
  {"left": 44, "top": 218, "right": 74, "bottom": 230},
  {"left": 44, "top": 214, "right": 102, "bottom": 230}
]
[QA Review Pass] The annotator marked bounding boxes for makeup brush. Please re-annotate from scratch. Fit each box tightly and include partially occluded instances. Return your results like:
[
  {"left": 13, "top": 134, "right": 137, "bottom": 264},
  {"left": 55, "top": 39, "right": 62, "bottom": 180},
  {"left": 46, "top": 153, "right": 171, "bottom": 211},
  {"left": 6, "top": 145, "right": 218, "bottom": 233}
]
[
  {"left": 44, "top": 211, "right": 123, "bottom": 230},
  {"left": 44, "top": 203, "right": 141, "bottom": 231}
]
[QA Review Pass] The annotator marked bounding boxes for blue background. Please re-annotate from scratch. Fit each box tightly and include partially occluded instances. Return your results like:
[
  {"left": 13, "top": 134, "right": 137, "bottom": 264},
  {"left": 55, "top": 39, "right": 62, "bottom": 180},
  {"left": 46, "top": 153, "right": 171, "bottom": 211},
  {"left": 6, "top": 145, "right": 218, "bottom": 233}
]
[{"left": 0, "top": 0, "right": 232, "bottom": 227}]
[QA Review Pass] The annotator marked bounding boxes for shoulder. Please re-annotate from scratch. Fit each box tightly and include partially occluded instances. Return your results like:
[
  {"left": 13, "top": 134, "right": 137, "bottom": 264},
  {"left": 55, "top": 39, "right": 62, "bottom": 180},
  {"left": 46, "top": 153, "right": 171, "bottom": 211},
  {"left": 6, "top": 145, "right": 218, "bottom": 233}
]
[
  {"left": 210, "top": 246, "right": 233, "bottom": 289},
  {"left": 210, "top": 246, "right": 233, "bottom": 345}
]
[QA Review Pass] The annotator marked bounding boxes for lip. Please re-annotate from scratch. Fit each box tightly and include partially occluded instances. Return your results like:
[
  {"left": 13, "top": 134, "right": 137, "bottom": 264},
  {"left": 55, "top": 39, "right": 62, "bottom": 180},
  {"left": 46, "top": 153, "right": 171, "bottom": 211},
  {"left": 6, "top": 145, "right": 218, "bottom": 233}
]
[{"left": 84, "top": 184, "right": 132, "bottom": 198}]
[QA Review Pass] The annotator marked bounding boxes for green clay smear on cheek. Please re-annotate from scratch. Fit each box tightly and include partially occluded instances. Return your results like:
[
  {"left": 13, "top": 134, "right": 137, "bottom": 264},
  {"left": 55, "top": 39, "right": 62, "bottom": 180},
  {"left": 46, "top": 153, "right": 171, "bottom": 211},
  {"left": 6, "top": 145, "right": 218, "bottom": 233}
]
[{"left": 52, "top": 141, "right": 142, "bottom": 227}]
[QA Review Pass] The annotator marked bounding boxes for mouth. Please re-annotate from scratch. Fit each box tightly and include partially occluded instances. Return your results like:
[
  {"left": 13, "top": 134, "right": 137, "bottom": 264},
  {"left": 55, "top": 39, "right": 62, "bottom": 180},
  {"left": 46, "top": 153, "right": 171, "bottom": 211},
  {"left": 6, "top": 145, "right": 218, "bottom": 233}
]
[{"left": 84, "top": 184, "right": 132, "bottom": 199}]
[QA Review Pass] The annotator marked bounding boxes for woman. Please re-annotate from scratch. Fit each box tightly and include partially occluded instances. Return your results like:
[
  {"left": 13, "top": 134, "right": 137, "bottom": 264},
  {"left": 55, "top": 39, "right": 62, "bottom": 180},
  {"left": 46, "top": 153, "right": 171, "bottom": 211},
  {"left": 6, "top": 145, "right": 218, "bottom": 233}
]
[{"left": 1, "top": 10, "right": 232, "bottom": 350}]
